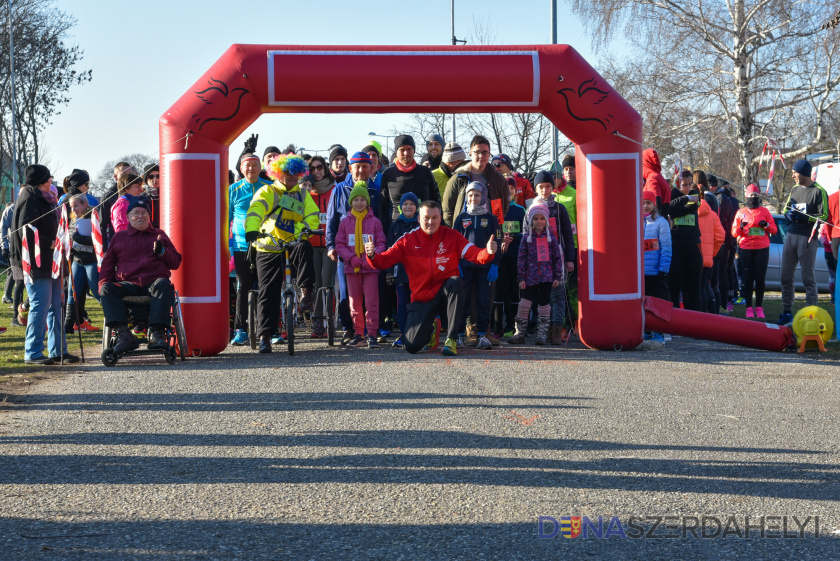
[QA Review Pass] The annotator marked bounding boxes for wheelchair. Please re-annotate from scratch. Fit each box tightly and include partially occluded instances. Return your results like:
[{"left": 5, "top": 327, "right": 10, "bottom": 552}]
[{"left": 101, "top": 289, "right": 187, "bottom": 367}]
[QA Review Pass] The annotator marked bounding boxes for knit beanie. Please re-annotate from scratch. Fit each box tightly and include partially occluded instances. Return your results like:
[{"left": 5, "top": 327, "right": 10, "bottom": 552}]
[
  {"left": 68, "top": 169, "right": 90, "bottom": 188},
  {"left": 399, "top": 192, "right": 419, "bottom": 208},
  {"left": 561, "top": 155, "right": 575, "bottom": 169},
  {"left": 348, "top": 181, "right": 370, "bottom": 207},
  {"left": 533, "top": 170, "right": 553, "bottom": 187},
  {"left": 426, "top": 133, "right": 445, "bottom": 147},
  {"left": 25, "top": 164, "right": 51, "bottom": 187},
  {"left": 465, "top": 181, "right": 488, "bottom": 215},
  {"left": 745, "top": 184, "right": 760, "bottom": 196},
  {"left": 263, "top": 146, "right": 281, "bottom": 158},
  {"left": 642, "top": 190, "right": 656, "bottom": 203},
  {"left": 708, "top": 174, "right": 718, "bottom": 187},
  {"left": 492, "top": 154, "right": 513, "bottom": 170},
  {"left": 442, "top": 142, "right": 466, "bottom": 163},
  {"left": 329, "top": 144, "right": 348, "bottom": 163},
  {"left": 394, "top": 134, "right": 416, "bottom": 151},
  {"left": 126, "top": 195, "right": 153, "bottom": 215},
  {"left": 793, "top": 159, "right": 812, "bottom": 176},
  {"left": 349, "top": 151, "right": 372, "bottom": 166},
  {"left": 361, "top": 144, "right": 379, "bottom": 156},
  {"left": 526, "top": 203, "right": 551, "bottom": 243}
]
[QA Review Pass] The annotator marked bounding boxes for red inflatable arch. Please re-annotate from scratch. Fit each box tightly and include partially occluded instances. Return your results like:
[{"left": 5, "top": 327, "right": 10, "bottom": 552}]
[{"left": 159, "top": 44, "right": 646, "bottom": 355}]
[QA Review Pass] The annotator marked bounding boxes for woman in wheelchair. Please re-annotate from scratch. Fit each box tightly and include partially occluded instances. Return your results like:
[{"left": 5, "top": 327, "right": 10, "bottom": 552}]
[{"left": 99, "top": 196, "right": 182, "bottom": 353}]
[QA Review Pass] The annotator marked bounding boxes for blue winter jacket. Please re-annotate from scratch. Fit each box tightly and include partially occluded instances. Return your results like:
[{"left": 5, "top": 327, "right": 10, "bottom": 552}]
[
  {"left": 229, "top": 177, "right": 270, "bottom": 252},
  {"left": 325, "top": 175, "right": 380, "bottom": 251},
  {"left": 643, "top": 214, "right": 672, "bottom": 276}
]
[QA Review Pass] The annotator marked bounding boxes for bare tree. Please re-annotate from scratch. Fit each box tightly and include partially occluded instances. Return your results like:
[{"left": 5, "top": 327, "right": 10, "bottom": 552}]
[
  {"left": 90, "top": 153, "right": 159, "bottom": 197},
  {"left": 575, "top": 0, "right": 840, "bottom": 188},
  {"left": 0, "top": 0, "right": 91, "bottom": 192}
]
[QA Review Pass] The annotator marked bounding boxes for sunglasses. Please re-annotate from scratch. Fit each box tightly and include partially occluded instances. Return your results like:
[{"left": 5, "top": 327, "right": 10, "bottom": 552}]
[
  {"left": 492, "top": 162, "right": 504, "bottom": 168},
  {"left": 309, "top": 164, "right": 324, "bottom": 171},
  {"left": 148, "top": 174, "right": 160, "bottom": 179}
]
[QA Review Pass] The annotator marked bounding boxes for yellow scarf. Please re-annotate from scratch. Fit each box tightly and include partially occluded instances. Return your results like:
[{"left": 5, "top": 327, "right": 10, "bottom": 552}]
[{"left": 351, "top": 208, "right": 367, "bottom": 272}]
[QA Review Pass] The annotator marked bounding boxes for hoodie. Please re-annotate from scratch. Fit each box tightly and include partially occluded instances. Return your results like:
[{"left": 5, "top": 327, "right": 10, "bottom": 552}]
[{"left": 642, "top": 149, "right": 672, "bottom": 214}]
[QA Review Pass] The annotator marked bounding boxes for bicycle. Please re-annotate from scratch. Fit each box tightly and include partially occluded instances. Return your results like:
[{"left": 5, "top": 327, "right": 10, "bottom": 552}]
[
  {"left": 248, "top": 226, "right": 322, "bottom": 356},
  {"left": 310, "top": 285, "right": 337, "bottom": 346}
]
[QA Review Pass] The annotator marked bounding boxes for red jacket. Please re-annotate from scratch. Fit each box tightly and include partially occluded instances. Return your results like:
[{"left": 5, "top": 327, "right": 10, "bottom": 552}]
[
  {"left": 99, "top": 226, "right": 182, "bottom": 288},
  {"left": 511, "top": 173, "right": 536, "bottom": 207},
  {"left": 642, "top": 149, "right": 671, "bottom": 206},
  {"left": 367, "top": 225, "right": 493, "bottom": 303},
  {"left": 828, "top": 191, "right": 840, "bottom": 240},
  {"left": 731, "top": 206, "right": 777, "bottom": 250},
  {"left": 307, "top": 186, "right": 334, "bottom": 248},
  {"left": 698, "top": 200, "right": 724, "bottom": 267}
]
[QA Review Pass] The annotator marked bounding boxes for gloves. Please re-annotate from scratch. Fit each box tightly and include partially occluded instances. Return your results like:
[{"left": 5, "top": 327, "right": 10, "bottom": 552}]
[
  {"left": 349, "top": 256, "right": 363, "bottom": 269},
  {"left": 153, "top": 235, "right": 165, "bottom": 256},
  {"left": 385, "top": 271, "right": 395, "bottom": 286},
  {"left": 758, "top": 220, "right": 768, "bottom": 228},
  {"left": 244, "top": 133, "right": 258, "bottom": 153},
  {"left": 245, "top": 231, "right": 260, "bottom": 244},
  {"left": 487, "top": 264, "right": 499, "bottom": 282},
  {"left": 740, "top": 221, "right": 748, "bottom": 230}
]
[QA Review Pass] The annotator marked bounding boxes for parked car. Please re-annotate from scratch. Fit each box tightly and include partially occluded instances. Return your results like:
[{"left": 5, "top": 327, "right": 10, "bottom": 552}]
[{"left": 761, "top": 214, "right": 831, "bottom": 292}]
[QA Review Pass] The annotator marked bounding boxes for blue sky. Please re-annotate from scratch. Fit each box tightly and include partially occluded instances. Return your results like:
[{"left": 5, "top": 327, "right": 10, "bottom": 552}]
[{"left": 43, "top": 0, "right": 606, "bottom": 179}]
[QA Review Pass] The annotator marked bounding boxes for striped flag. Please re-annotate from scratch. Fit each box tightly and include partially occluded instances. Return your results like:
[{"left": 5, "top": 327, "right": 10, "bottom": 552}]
[
  {"left": 766, "top": 150, "right": 777, "bottom": 196},
  {"left": 51, "top": 205, "right": 71, "bottom": 279},
  {"left": 91, "top": 209, "right": 104, "bottom": 269},
  {"left": 22, "top": 225, "right": 40, "bottom": 285}
]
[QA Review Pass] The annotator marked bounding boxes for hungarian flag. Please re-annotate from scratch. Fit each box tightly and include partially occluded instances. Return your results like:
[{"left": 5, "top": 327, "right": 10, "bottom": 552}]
[
  {"left": 51, "top": 205, "right": 71, "bottom": 279},
  {"left": 22, "top": 225, "right": 40, "bottom": 285},
  {"left": 91, "top": 209, "right": 104, "bottom": 269}
]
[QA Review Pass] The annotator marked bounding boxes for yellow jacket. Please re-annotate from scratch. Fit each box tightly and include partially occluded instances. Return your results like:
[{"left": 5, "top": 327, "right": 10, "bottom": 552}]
[{"left": 245, "top": 181, "right": 319, "bottom": 253}]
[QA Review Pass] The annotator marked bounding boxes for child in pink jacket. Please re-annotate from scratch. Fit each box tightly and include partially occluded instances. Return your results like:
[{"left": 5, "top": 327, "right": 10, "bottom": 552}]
[{"left": 335, "top": 182, "right": 387, "bottom": 349}]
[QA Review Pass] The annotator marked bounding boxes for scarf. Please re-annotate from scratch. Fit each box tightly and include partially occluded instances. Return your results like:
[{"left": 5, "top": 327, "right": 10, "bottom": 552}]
[
  {"left": 351, "top": 208, "right": 367, "bottom": 273},
  {"left": 746, "top": 197, "right": 760, "bottom": 209},
  {"left": 311, "top": 176, "right": 334, "bottom": 195},
  {"left": 395, "top": 160, "right": 417, "bottom": 173}
]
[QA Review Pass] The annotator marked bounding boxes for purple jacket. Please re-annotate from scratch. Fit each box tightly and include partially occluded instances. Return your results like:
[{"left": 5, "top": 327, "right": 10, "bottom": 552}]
[
  {"left": 517, "top": 229, "right": 563, "bottom": 286},
  {"left": 99, "top": 225, "right": 181, "bottom": 288},
  {"left": 335, "top": 209, "right": 387, "bottom": 274}
]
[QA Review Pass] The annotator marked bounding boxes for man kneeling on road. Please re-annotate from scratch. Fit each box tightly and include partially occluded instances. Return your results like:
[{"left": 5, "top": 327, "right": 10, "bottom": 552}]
[
  {"left": 364, "top": 201, "right": 497, "bottom": 356},
  {"left": 99, "top": 196, "right": 182, "bottom": 353}
]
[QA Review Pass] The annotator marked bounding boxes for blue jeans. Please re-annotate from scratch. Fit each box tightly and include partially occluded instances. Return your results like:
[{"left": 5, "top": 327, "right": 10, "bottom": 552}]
[
  {"left": 68, "top": 261, "right": 100, "bottom": 306},
  {"left": 25, "top": 276, "right": 67, "bottom": 360}
]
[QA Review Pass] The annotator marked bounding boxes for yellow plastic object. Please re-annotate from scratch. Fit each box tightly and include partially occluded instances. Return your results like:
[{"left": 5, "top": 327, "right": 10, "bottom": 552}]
[{"left": 792, "top": 306, "right": 834, "bottom": 350}]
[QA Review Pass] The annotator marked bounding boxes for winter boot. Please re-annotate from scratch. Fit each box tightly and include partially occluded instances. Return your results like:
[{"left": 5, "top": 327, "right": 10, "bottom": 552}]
[
  {"left": 549, "top": 325, "right": 564, "bottom": 345},
  {"left": 508, "top": 317, "right": 528, "bottom": 345},
  {"left": 465, "top": 323, "right": 478, "bottom": 346},
  {"left": 535, "top": 317, "right": 550, "bottom": 345}
]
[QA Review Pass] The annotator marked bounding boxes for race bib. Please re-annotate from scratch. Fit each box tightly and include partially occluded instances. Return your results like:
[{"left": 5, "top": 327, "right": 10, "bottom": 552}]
[
  {"left": 644, "top": 239, "right": 659, "bottom": 252},
  {"left": 278, "top": 194, "right": 304, "bottom": 221},
  {"left": 502, "top": 221, "right": 521, "bottom": 234},
  {"left": 319, "top": 212, "right": 328, "bottom": 225},
  {"left": 348, "top": 234, "right": 355, "bottom": 247},
  {"left": 536, "top": 237, "right": 550, "bottom": 262},
  {"left": 673, "top": 215, "right": 696, "bottom": 227},
  {"left": 748, "top": 227, "right": 765, "bottom": 237},
  {"left": 362, "top": 234, "right": 372, "bottom": 244},
  {"left": 571, "top": 223, "right": 577, "bottom": 235}
]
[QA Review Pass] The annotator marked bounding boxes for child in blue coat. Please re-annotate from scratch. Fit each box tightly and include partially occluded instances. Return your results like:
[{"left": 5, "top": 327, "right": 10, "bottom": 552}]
[
  {"left": 454, "top": 182, "right": 500, "bottom": 350},
  {"left": 387, "top": 193, "right": 421, "bottom": 348}
]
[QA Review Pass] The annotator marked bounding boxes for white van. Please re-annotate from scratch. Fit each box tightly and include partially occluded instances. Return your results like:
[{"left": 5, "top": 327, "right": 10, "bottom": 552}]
[{"left": 811, "top": 161, "right": 840, "bottom": 196}]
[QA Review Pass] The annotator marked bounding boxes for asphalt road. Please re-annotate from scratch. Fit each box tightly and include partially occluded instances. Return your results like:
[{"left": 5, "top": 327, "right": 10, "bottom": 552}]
[{"left": 0, "top": 336, "right": 838, "bottom": 560}]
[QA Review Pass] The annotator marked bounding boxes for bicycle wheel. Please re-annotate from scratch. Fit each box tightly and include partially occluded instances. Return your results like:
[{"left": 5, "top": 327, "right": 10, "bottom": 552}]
[
  {"left": 326, "top": 288, "right": 335, "bottom": 346},
  {"left": 284, "top": 293, "right": 295, "bottom": 356},
  {"left": 248, "top": 290, "right": 257, "bottom": 350}
]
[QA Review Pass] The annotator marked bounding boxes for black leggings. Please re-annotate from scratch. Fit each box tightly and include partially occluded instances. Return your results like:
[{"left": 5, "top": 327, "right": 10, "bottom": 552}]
[
  {"left": 739, "top": 247, "right": 770, "bottom": 308},
  {"left": 668, "top": 240, "right": 703, "bottom": 311}
]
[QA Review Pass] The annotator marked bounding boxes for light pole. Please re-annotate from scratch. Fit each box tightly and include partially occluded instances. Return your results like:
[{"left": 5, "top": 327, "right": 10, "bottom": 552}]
[
  {"left": 450, "top": 0, "right": 466, "bottom": 144},
  {"left": 8, "top": 0, "right": 18, "bottom": 201},
  {"left": 550, "top": 0, "right": 558, "bottom": 169}
]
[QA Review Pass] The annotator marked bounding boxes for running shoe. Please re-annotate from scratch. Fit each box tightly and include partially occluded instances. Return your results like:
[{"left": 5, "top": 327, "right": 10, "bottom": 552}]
[
  {"left": 76, "top": 320, "right": 100, "bottom": 332},
  {"left": 778, "top": 312, "right": 793, "bottom": 325},
  {"left": 745, "top": 307, "right": 754, "bottom": 319},
  {"left": 441, "top": 338, "right": 457, "bottom": 356},
  {"left": 423, "top": 317, "right": 441, "bottom": 351},
  {"left": 392, "top": 337, "right": 404, "bottom": 349},
  {"left": 476, "top": 335, "right": 492, "bottom": 350},
  {"left": 271, "top": 332, "right": 286, "bottom": 345},
  {"left": 755, "top": 307, "right": 765, "bottom": 319},
  {"left": 231, "top": 329, "right": 249, "bottom": 346},
  {"left": 726, "top": 302, "right": 734, "bottom": 313},
  {"left": 367, "top": 336, "right": 381, "bottom": 349},
  {"left": 347, "top": 335, "right": 367, "bottom": 348}
]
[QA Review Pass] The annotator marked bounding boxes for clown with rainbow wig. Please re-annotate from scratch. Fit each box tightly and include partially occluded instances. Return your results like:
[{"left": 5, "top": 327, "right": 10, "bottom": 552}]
[{"left": 244, "top": 153, "right": 320, "bottom": 353}]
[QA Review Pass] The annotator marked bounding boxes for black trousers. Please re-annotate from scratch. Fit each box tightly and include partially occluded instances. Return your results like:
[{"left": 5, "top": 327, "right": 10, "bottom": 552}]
[
  {"left": 700, "top": 266, "right": 717, "bottom": 314},
  {"left": 668, "top": 240, "right": 703, "bottom": 311},
  {"left": 492, "top": 251, "right": 519, "bottom": 334},
  {"left": 644, "top": 273, "right": 670, "bottom": 301},
  {"left": 101, "top": 278, "right": 174, "bottom": 327},
  {"left": 404, "top": 277, "right": 463, "bottom": 354},
  {"left": 716, "top": 243, "right": 730, "bottom": 307},
  {"left": 255, "top": 243, "right": 315, "bottom": 338},
  {"left": 460, "top": 267, "right": 492, "bottom": 334},
  {"left": 740, "top": 247, "right": 770, "bottom": 308},
  {"left": 233, "top": 250, "right": 257, "bottom": 331}
]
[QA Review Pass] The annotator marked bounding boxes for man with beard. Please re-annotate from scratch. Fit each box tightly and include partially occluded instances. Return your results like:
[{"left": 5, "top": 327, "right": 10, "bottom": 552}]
[
  {"left": 378, "top": 135, "right": 440, "bottom": 232},
  {"left": 425, "top": 133, "right": 444, "bottom": 171}
]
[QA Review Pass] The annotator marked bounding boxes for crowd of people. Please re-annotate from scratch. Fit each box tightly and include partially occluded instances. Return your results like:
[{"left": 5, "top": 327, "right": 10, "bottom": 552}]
[{"left": 2, "top": 132, "right": 839, "bottom": 364}]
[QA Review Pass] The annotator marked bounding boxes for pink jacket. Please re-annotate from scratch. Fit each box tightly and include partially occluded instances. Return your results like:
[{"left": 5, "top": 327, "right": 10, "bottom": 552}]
[
  {"left": 335, "top": 209, "right": 387, "bottom": 274},
  {"left": 111, "top": 195, "right": 130, "bottom": 233}
]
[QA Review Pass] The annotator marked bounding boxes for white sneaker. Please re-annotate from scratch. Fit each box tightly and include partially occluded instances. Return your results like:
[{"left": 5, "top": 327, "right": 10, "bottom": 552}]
[{"left": 477, "top": 336, "right": 493, "bottom": 350}]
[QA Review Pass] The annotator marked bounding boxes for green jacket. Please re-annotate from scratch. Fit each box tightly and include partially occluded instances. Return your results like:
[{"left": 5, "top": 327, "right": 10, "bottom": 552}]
[{"left": 554, "top": 185, "right": 578, "bottom": 248}]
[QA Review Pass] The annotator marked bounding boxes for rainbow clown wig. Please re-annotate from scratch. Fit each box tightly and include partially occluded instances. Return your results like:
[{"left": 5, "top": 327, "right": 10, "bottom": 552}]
[{"left": 266, "top": 154, "right": 308, "bottom": 180}]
